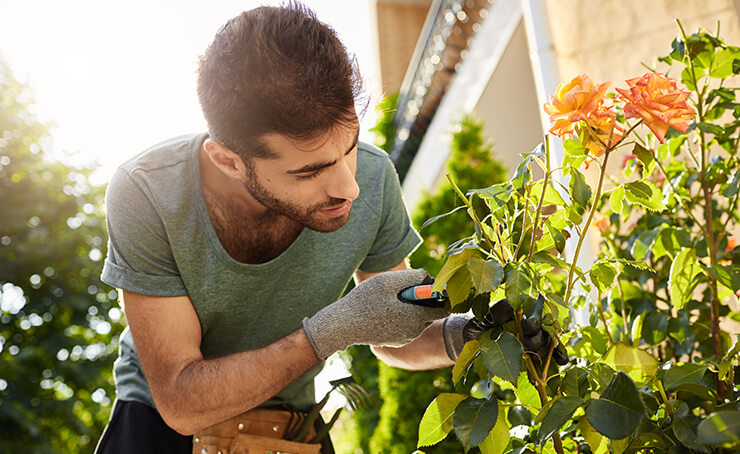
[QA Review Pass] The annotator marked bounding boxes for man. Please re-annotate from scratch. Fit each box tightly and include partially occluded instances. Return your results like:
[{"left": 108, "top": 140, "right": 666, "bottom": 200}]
[{"left": 94, "top": 4, "right": 465, "bottom": 453}]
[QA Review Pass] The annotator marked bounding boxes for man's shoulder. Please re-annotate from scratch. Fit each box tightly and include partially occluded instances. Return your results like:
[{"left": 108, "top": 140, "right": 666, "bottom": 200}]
[
  {"left": 356, "top": 141, "right": 393, "bottom": 185},
  {"left": 117, "top": 133, "right": 206, "bottom": 177}
]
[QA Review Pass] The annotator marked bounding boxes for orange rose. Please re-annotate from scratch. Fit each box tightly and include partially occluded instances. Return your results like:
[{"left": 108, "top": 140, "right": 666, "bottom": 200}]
[
  {"left": 727, "top": 236, "right": 737, "bottom": 252},
  {"left": 544, "top": 74, "right": 610, "bottom": 137},
  {"left": 580, "top": 106, "right": 625, "bottom": 157},
  {"left": 616, "top": 73, "right": 696, "bottom": 143}
]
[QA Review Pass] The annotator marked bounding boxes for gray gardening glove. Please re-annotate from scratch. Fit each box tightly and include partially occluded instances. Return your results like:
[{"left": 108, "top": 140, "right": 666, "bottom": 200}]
[{"left": 302, "top": 269, "right": 448, "bottom": 360}]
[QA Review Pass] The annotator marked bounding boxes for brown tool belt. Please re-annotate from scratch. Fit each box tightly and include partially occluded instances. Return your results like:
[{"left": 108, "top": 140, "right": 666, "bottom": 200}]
[{"left": 192, "top": 407, "right": 321, "bottom": 454}]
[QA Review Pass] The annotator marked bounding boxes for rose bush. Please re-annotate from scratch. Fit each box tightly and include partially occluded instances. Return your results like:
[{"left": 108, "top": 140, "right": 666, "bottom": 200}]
[{"left": 415, "top": 22, "right": 739, "bottom": 454}]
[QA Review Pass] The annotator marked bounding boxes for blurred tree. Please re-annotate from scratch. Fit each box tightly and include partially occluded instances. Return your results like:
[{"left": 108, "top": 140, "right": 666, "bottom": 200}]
[{"left": 0, "top": 60, "right": 121, "bottom": 452}]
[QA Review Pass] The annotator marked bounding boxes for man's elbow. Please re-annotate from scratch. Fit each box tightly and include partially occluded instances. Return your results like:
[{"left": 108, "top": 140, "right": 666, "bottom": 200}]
[{"left": 155, "top": 399, "right": 201, "bottom": 436}]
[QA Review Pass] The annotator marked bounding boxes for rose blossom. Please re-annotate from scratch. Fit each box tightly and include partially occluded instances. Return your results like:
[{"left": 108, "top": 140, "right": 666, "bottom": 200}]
[
  {"left": 616, "top": 73, "right": 696, "bottom": 143},
  {"left": 544, "top": 74, "right": 610, "bottom": 137}
]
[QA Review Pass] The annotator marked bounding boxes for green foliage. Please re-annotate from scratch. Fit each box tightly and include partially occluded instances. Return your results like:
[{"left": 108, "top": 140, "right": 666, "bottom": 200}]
[
  {"left": 0, "top": 60, "right": 122, "bottom": 451},
  {"left": 417, "top": 23, "right": 740, "bottom": 453}
]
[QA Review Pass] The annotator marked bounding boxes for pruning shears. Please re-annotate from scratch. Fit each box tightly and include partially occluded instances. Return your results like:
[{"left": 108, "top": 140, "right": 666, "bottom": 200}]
[{"left": 398, "top": 282, "right": 448, "bottom": 308}]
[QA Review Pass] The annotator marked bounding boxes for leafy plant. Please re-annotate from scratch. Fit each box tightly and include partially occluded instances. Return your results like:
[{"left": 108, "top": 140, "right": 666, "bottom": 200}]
[{"left": 417, "top": 22, "right": 740, "bottom": 453}]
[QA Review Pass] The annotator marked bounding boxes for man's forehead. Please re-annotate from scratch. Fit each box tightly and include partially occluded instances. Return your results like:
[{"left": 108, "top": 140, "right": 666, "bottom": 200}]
[{"left": 261, "top": 125, "right": 360, "bottom": 156}]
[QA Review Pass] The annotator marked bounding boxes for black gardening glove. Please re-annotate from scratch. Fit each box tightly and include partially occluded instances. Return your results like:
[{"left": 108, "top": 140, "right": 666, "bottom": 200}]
[{"left": 443, "top": 299, "right": 568, "bottom": 366}]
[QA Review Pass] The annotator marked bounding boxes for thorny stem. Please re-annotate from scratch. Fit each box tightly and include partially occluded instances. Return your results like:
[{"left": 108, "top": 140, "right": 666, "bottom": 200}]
[
  {"left": 678, "top": 19, "right": 726, "bottom": 400},
  {"left": 528, "top": 137, "right": 552, "bottom": 262},
  {"left": 564, "top": 149, "right": 612, "bottom": 307}
]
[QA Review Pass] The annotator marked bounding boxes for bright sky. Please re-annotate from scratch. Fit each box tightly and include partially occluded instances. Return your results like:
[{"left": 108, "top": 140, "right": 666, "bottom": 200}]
[{"left": 0, "top": 0, "right": 379, "bottom": 184}]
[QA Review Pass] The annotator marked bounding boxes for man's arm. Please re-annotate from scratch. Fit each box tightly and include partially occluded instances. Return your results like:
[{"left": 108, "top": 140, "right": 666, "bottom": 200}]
[
  {"left": 121, "top": 290, "right": 321, "bottom": 436},
  {"left": 355, "top": 262, "right": 454, "bottom": 370}
]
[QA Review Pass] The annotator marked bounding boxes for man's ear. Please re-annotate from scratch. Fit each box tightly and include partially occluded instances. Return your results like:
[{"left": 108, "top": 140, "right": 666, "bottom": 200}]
[{"left": 203, "top": 138, "right": 247, "bottom": 180}]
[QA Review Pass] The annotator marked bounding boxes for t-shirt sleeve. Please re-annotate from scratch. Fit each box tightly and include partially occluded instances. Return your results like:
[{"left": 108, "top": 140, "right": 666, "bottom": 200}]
[
  {"left": 100, "top": 168, "right": 187, "bottom": 296},
  {"left": 358, "top": 156, "right": 422, "bottom": 273}
]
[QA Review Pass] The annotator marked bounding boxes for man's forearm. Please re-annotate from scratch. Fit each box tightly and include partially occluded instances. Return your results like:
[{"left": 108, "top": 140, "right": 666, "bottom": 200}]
[
  {"left": 158, "top": 329, "right": 320, "bottom": 435},
  {"left": 371, "top": 320, "right": 454, "bottom": 370}
]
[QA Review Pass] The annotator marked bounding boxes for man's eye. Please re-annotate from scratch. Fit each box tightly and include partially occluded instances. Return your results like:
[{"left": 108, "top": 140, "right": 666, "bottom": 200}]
[{"left": 297, "top": 171, "right": 320, "bottom": 180}]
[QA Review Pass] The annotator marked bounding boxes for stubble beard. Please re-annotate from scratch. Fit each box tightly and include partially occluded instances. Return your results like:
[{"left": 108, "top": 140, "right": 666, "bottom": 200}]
[{"left": 242, "top": 166, "right": 352, "bottom": 233}]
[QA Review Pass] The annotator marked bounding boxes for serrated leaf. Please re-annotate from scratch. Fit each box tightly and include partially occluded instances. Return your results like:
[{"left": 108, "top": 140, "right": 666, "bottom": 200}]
[
  {"left": 709, "top": 48, "right": 735, "bottom": 78},
  {"left": 563, "top": 367, "right": 590, "bottom": 398},
  {"left": 589, "top": 261, "right": 619, "bottom": 293},
  {"left": 705, "top": 264, "right": 740, "bottom": 291},
  {"left": 469, "top": 183, "right": 513, "bottom": 208},
  {"left": 417, "top": 393, "right": 467, "bottom": 448},
  {"left": 516, "top": 372, "right": 541, "bottom": 410},
  {"left": 602, "top": 342, "right": 658, "bottom": 386},
  {"left": 669, "top": 248, "right": 702, "bottom": 310},
  {"left": 570, "top": 168, "right": 592, "bottom": 208},
  {"left": 624, "top": 181, "right": 666, "bottom": 211},
  {"left": 610, "top": 186, "right": 625, "bottom": 214},
  {"left": 480, "top": 331, "right": 523, "bottom": 384},
  {"left": 585, "top": 371, "right": 646, "bottom": 439},
  {"left": 434, "top": 248, "right": 475, "bottom": 293},
  {"left": 632, "top": 142, "right": 654, "bottom": 168},
  {"left": 580, "top": 416, "right": 608, "bottom": 454},
  {"left": 539, "top": 396, "right": 583, "bottom": 443},
  {"left": 478, "top": 405, "right": 509, "bottom": 454},
  {"left": 662, "top": 363, "right": 708, "bottom": 391},
  {"left": 467, "top": 256, "right": 504, "bottom": 294},
  {"left": 421, "top": 205, "right": 467, "bottom": 230},
  {"left": 630, "top": 225, "right": 663, "bottom": 261},
  {"left": 505, "top": 265, "right": 532, "bottom": 309},
  {"left": 695, "top": 410, "right": 740, "bottom": 446},
  {"left": 453, "top": 340, "right": 480, "bottom": 384},
  {"left": 453, "top": 397, "right": 499, "bottom": 448},
  {"left": 447, "top": 267, "right": 474, "bottom": 309}
]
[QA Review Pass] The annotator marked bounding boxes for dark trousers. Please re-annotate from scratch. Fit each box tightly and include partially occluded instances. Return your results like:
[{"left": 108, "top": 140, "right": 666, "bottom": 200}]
[
  {"left": 94, "top": 399, "right": 335, "bottom": 454},
  {"left": 94, "top": 400, "right": 192, "bottom": 454}
]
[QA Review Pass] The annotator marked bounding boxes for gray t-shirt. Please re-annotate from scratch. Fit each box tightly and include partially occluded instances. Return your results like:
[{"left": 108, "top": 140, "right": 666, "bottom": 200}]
[{"left": 101, "top": 133, "right": 421, "bottom": 410}]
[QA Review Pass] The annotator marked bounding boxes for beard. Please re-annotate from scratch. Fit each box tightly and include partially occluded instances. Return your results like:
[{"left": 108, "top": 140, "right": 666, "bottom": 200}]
[{"left": 242, "top": 165, "right": 352, "bottom": 233}]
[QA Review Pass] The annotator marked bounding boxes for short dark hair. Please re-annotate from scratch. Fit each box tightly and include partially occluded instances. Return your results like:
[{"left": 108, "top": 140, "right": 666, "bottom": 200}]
[{"left": 197, "top": 2, "right": 365, "bottom": 160}]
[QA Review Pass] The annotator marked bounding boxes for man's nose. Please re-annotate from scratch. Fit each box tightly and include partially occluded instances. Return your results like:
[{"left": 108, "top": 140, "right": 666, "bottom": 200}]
[{"left": 327, "top": 160, "right": 359, "bottom": 201}]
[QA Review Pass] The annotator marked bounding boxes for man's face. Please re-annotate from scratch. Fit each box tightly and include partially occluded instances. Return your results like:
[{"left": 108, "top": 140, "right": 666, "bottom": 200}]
[{"left": 242, "top": 123, "right": 361, "bottom": 232}]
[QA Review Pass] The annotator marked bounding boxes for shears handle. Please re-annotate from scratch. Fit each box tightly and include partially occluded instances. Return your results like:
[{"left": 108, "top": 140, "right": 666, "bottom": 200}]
[{"left": 398, "top": 284, "right": 448, "bottom": 308}]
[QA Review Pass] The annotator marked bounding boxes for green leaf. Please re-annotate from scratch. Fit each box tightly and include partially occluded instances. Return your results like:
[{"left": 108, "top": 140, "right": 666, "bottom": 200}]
[
  {"left": 467, "top": 256, "right": 504, "bottom": 294},
  {"left": 453, "top": 340, "right": 480, "bottom": 384},
  {"left": 420, "top": 205, "right": 467, "bottom": 230},
  {"left": 563, "top": 367, "right": 590, "bottom": 399},
  {"left": 602, "top": 342, "right": 658, "bottom": 386},
  {"left": 669, "top": 248, "right": 703, "bottom": 310},
  {"left": 722, "top": 170, "right": 739, "bottom": 198},
  {"left": 417, "top": 412, "right": 460, "bottom": 448},
  {"left": 480, "top": 331, "right": 523, "bottom": 384},
  {"left": 610, "top": 186, "right": 625, "bottom": 214},
  {"left": 469, "top": 183, "right": 513, "bottom": 208},
  {"left": 720, "top": 341, "right": 740, "bottom": 381},
  {"left": 705, "top": 264, "right": 740, "bottom": 291},
  {"left": 418, "top": 393, "right": 467, "bottom": 447},
  {"left": 709, "top": 48, "right": 735, "bottom": 78},
  {"left": 516, "top": 372, "right": 541, "bottom": 410},
  {"left": 453, "top": 397, "right": 499, "bottom": 448},
  {"left": 539, "top": 396, "right": 583, "bottom": 443},
  {"left": 662, "top": 363, "right": 708, "bottom": 391},
  {"left": 589, "top": 261, "right": 619, "bottom": 293},
  {"left": 545, "top": 221, "right": 566, "bottom": 255},
  {"left": 631, "top": 142, "right": 655, "bottom": 177},
  {"left": 585, "top": 371, "right": 646, "bottom": 439},
  {"left": 569, "top": 168, "right": 592, "bottom": 209},
  {"left": 434, "top": 248, "right": 475, "bottom": 293},
  {"left": 478, "top": 405, "right": 509, "bottom": 454},
  {"left": 447, "top": 267, "right": 474, "bottom": 309},
  {"left": 641, "top": 311, "right": 668, "bottom": 345},
  {"left": 511, "top": 159, "right": 532, "bottom": 196},
  {"left": 563, "top": 139, "right": 588, "bottom": 168},
  {"left": 695, "top": 411, "right": 740, "bottom": 446},
  {"left": 579, "top": 417, "right": 608, "bottom": 454},
  {"left": 505, "top": 265, "right": 532, "bottom": 309},
  {"left": 623, "top": 181, "right": 666, "bottom": 211},
  {"left": 630, "top": 225, "right": 663, "bottom": 261}
]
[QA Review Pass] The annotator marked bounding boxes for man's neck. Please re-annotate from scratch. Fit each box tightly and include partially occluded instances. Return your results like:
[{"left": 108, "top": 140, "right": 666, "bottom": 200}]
[{"left": 199, "top": 146, "right": 303, "bottom": 264}]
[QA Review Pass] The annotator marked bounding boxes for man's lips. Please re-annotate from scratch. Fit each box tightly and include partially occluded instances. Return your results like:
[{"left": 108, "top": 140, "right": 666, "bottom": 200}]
[{"left": 319, "top": 200, "right": 352, "bottom": 217}]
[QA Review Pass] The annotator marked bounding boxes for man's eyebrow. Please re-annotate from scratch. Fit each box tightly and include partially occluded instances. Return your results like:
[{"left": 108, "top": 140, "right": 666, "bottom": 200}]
[{"left": 286, "top": 128, "right": 360, "bottom": 175}]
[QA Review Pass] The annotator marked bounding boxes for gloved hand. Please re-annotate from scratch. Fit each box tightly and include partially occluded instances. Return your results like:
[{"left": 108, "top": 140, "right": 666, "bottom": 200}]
[
  {"left": 302, "top": 269, "right": 449, "bottom": 360},
  {"left": 443, "top": 298, "right": 568, "bottom": 366}
]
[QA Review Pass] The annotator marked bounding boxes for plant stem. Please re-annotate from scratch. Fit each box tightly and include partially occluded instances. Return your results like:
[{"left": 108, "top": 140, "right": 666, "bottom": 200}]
[
  {"left": 564, "top": 149, "right": 612, "bottom": 306},
  {"left": 596, "top": 297, "right": 614, "bottom": 345},
  {"left": 656, "top": 379, "right": 674, "bottom": 419},
  {"left": 528, "top": 137, "right": 552, "bottom": 262}
]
